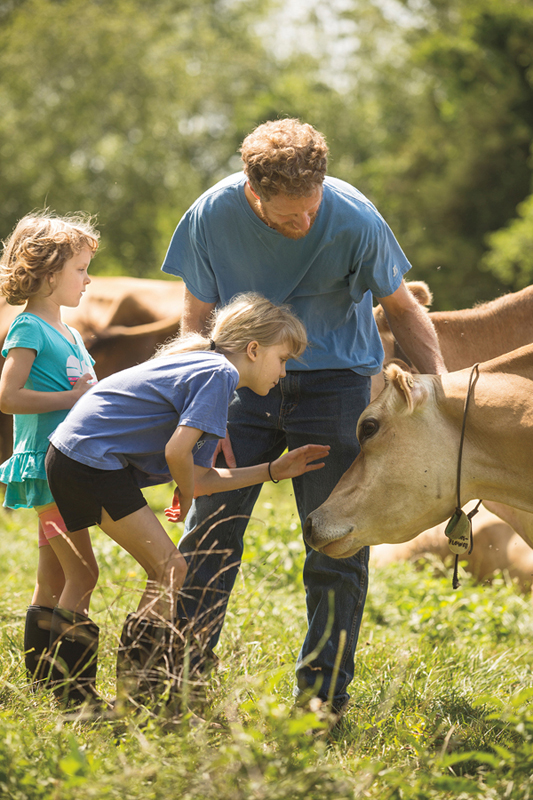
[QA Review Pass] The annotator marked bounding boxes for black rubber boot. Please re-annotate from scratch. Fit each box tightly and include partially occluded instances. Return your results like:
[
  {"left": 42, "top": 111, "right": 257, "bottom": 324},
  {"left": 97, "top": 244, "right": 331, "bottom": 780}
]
[
  {"left": 165, "top": 618, "right": 219, "bottom": 716},
  {"left": 24, "top": 605, "right": 54, "bottom": 686},
  {"left": 116, "top": 614, "right": 178, "bottom": 707},
  {"left": 116, "top": 613, "right": 218, "bottom": 714},
  {"left": 49, "top": 606, "right": 101, "bottom": 706}
]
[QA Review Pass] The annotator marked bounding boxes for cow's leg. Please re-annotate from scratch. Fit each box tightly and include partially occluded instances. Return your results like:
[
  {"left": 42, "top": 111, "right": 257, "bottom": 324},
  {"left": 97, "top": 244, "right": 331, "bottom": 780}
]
[
  {"left": 178, "top": 384, "right": 286, "bottom": 651},
  {"left": 283, "top": 369, "right": 371, "bottom": 713}
]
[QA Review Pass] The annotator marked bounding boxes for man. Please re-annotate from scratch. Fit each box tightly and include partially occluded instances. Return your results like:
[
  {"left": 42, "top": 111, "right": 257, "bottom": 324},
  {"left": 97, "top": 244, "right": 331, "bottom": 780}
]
[{"left": 162, "top": 118, "right": 446, "bottom": 719}]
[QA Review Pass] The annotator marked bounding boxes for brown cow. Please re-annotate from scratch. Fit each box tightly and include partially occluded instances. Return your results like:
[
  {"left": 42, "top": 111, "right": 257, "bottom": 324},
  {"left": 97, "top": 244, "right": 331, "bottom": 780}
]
[
  {"left": 84, "top": 313, "right": 183, "bottom": 379},
  {"left": 61, "top": 276, "right": 185, "bottom": 336},
  {"left": 0, "top": 277, "right": 185, "bottom": 462},
  {"left": 370, "top": 282, "right": 533, "bottom": 585},
  {"left": 63, "top": 276, "right": 185, "bottom": 378},
  {"left": 304, "top": 345, "right": 533, "bottom": 557}
]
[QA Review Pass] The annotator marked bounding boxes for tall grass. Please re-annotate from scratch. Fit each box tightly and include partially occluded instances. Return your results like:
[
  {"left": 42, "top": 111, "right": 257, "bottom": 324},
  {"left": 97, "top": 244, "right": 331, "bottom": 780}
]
[{"left": 1, "top": 481, "right": 533, "bottom": 799}]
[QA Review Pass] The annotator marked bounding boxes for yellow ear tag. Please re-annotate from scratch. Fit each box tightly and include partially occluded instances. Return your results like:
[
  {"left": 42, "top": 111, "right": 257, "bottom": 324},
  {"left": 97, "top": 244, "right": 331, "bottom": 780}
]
[{"left": 445, "top": 509, "right": 471, "bottom": 555}]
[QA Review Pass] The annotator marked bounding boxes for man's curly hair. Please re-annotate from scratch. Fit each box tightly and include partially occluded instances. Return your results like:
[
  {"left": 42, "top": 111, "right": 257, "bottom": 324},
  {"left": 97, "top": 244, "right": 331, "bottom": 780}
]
[{"left": 240, "top": 119, "right": 328, "bottom": 200}]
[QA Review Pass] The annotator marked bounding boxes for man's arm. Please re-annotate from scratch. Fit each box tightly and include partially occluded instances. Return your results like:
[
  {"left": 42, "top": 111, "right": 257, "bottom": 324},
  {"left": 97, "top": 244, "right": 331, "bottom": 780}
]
[
  {"left": 181, "top": 287, "right": 216, "bottom": 336},
  {"left": 377, "top": 281, "right": 447, "bottom": 374}
]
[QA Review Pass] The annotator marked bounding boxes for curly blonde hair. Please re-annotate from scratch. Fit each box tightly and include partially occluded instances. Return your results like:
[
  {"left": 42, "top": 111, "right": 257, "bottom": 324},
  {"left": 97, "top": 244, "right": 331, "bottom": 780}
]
[
  {"left": 0, "top": 211, "right": 99, "bottom": 305},
  {"left": 240, "top": 119, "right": 328, "bottom": 200},
  {"left": 154, "top": 292, "right": 307, "bottom": 361}
]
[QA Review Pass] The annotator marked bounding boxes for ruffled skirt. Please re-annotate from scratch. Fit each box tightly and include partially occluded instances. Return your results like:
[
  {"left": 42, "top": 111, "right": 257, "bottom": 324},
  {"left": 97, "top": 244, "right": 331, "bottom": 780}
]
[{"left": 0, "top": 450, "right": 54, "bottom": 509}]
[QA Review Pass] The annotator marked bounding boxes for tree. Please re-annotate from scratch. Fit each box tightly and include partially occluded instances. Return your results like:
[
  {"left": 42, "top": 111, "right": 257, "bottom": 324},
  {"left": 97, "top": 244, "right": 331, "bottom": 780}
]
[
  {"left": 481, "top": 192, "right": 533, "bottom": 288},
  {"left": 2, "top": 0, "right": 531, "bottom": 310},
  {"left": 0, "top": 0, "right": 283, "bottom": 276}
]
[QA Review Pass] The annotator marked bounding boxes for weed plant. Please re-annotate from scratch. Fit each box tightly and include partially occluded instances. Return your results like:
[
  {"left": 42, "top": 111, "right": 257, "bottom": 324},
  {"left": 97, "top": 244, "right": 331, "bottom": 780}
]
[{"left": 1, "top": 481, "right": 533, "bottom": 799}]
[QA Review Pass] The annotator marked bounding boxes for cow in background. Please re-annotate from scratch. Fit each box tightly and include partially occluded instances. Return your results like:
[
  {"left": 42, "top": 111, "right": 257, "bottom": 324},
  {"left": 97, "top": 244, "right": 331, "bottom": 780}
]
[{"left": 372, "top": 281, "right": 533, "bottom": 399}]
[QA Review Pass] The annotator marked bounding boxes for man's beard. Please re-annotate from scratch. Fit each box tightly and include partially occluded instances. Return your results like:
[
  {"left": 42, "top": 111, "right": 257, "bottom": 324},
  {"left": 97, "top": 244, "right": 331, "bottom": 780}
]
[{"left": 256, "top": 203, "right": 318, "bottom": 240}]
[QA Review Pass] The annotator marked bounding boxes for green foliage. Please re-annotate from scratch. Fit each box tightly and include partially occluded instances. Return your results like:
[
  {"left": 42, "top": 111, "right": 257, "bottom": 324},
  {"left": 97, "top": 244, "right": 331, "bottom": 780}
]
[
  {"left": 0, "top": 0, "right": 279, "bottom": 277},
  {"left": 2, "top": 482, "right": 533, "bottom": 798},
  {"left": 481, "top": 192, "right": 533, "bottom": 287},
  {"left": 2, "top": 0, "right": 532, "bottom": 310}
]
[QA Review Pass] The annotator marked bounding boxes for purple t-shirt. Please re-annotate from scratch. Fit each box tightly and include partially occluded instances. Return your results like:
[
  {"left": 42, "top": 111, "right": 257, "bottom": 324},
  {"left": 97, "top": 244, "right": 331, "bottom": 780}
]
[{"left": 50, "top": 352, "right": 238, "bottom": 487}]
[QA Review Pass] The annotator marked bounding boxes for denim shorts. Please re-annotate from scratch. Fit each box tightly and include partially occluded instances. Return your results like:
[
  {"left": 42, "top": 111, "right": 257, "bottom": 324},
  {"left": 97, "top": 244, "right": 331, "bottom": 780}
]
[{"left": 45, "top": 444, "right": 147, "bottom": 531}]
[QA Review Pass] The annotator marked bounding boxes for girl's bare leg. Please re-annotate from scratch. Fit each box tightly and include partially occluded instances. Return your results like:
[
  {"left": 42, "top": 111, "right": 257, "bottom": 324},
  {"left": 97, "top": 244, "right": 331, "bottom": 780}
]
[
  {"left": 48, "top": 528, "right": 99, "bottom": 616},
  {"left": 99, "top": 505, "right": 186, "bottom": 622},
  {"left": 32, "top": 543, "right": 65, "bottom": 608}
]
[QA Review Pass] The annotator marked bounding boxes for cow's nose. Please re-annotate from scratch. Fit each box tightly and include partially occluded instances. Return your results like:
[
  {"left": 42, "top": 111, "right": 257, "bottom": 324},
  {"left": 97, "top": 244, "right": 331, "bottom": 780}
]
[{"left": 303, "top": 516, "right": 314, "bottom": 546}]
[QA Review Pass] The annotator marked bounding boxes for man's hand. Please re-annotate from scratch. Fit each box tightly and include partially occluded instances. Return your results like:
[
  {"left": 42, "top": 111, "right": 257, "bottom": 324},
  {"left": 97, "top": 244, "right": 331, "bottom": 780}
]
[
  {"left": 269, "top": 444, "right": 330, "bottom": 481},
  {"left": 378, "top": 281, "right": 447, "bottom": 375},
  {"left": 212, "top": 430, "right": 237, "bottom": 468}
]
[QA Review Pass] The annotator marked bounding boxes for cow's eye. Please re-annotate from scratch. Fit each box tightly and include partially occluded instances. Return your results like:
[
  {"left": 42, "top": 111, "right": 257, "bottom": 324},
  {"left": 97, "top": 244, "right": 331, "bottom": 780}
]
[{"left": 359, "top": 417, "right": 379, "bottom": 441}]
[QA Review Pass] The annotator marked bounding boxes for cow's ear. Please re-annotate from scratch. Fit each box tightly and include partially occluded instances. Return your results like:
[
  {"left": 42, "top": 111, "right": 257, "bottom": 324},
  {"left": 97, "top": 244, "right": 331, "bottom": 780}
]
[
  {"left": 406, "top": 280, "right": 433, "bottom": 309},
  {"left": 384, "top": 362, "right": 426, "bottom": 412},
  {"left": 384, "top": 358, "right": 411, "bottom": 373},
  {"left": 373, "top": 303, "right": 390, "bottom": 333}
]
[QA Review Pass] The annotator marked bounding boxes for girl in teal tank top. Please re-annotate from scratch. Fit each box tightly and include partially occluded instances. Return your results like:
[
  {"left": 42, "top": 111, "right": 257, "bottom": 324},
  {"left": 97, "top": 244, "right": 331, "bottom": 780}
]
[{"left": 0, "top": 211, "right": 102, "bottom": 705}]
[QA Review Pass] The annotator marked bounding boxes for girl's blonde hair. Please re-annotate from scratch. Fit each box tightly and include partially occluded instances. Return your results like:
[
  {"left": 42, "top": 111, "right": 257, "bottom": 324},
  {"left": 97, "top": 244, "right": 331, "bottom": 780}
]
[
  {"left": 0, "top": 210, "right": 99, "bottom": 305},
  {"left": 154, "top": 292, "right": 307, "bottom": 360}
]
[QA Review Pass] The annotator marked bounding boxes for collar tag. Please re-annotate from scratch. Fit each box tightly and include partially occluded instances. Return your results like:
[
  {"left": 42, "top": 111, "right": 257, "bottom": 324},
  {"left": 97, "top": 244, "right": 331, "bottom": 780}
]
[{"left": 445, "top": 509, "right": 471, "bottom": 555}]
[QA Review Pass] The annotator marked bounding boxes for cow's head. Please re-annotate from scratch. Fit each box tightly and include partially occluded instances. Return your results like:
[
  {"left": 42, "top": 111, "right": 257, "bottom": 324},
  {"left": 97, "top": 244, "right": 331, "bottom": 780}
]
[{"left": 304, "top": 363, "right": 459, "bottom": 557}]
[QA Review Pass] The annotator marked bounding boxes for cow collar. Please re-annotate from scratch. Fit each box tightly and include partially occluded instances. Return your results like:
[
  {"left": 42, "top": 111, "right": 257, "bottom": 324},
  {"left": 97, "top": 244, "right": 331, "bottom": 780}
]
[{"left": 444, "top": 362, "right": 483, "bottom": 589}]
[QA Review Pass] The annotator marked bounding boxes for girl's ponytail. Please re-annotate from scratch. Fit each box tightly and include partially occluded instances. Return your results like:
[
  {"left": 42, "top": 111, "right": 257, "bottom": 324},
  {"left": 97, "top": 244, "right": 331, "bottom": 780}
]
[{"left": 153, "top": 331, "right": 213, "bottom": 358}]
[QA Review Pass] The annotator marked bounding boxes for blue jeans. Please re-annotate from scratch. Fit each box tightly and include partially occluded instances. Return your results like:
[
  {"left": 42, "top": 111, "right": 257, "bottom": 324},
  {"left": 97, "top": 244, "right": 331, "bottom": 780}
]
[{"left": 179, "top": 369, "right": 370, "bottom": 709}]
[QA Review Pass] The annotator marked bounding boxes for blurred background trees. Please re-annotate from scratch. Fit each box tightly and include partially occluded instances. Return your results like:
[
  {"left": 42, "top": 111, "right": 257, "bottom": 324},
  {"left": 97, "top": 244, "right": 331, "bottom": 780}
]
[{"left": 0, "top": 0, "right": 532, "bottom": 308}]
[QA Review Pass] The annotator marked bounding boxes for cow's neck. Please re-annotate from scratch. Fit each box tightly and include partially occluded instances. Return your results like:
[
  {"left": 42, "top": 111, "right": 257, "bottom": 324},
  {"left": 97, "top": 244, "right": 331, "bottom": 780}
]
[
  {"left": 440, "top": 353, "right": 533, "bottom": 513},
  {"left": 431, "top": 286, "right": 533, "bottom": 370}
]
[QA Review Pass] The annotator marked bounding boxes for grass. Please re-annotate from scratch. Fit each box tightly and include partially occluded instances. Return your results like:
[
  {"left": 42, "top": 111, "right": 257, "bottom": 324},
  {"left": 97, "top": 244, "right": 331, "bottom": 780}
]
[{"left": 1, "top": 481, "right": 533, "bottom": 799}]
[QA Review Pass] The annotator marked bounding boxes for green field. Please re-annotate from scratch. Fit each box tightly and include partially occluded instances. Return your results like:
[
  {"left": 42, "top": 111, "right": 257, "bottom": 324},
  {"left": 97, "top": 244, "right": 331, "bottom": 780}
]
[{"left": 1, "top": 481, "right": 533, "bottom": 799}]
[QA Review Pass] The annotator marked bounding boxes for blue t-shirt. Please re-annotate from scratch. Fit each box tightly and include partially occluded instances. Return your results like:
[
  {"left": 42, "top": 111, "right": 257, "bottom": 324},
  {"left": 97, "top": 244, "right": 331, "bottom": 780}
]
[
  {"left": 0, "top": 313, "right": 97, "bottom": 508},
  {"left": 162, "top": 173, "right": 411, "bottom": 374},
  {"left": 50, "top": 352, "right": 239, "bottom": 487}
]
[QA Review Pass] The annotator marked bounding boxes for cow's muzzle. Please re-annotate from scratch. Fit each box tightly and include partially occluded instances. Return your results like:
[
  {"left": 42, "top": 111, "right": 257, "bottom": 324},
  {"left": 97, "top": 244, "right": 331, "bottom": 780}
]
[{"left": 303, "top": 512, "right": 355, "bottom": 557}]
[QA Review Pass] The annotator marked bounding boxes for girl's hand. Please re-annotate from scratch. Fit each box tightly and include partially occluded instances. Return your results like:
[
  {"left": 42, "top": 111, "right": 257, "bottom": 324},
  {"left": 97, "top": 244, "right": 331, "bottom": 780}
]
[
  {"left": 270, "top": 444, "right": 330, "bottom": 481},
  {"left": 71, "top": 373, "right": 96, "bottom": 401},
  {"left": 164, "top": 487, "right": 192, "bottom": 523}
]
